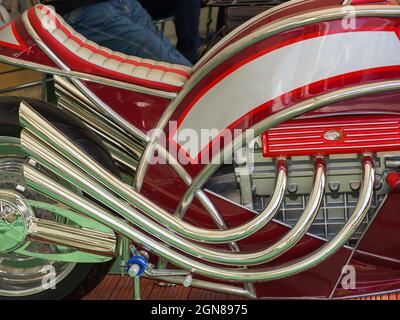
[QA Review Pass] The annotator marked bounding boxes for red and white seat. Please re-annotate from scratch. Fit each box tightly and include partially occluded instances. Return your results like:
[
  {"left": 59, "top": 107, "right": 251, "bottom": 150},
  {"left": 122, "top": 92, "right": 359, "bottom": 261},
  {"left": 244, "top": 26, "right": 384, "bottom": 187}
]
[{"left": 27, "top": 5, "right": 192, "bottom": 93}]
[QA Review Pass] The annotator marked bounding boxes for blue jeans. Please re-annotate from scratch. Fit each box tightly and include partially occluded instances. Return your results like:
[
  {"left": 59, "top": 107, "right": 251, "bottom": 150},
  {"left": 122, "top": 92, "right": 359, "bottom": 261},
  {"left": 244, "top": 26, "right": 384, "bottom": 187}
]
[{"left": 63, "top": 0, "right": 192, "bottom": 66}]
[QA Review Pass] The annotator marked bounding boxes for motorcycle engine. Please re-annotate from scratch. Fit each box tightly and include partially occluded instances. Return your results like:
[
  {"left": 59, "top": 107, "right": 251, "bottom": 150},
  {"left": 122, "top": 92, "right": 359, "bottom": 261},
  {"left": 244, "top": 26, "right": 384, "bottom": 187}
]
[{"left": 205, "top": 136, "right": 398, "bottom": 247}]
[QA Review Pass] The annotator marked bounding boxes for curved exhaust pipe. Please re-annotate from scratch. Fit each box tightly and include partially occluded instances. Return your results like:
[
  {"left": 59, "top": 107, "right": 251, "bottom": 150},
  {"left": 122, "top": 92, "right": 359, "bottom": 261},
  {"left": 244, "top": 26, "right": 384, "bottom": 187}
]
[
  {"left": 22, "top": 130, "right": 321, "bottom": 266},
  {"left": 20, "top": 101, "right": 287, "bottom": 244},
  {"left": 23, "top": 155, "right": 374, "bottom": 282}
]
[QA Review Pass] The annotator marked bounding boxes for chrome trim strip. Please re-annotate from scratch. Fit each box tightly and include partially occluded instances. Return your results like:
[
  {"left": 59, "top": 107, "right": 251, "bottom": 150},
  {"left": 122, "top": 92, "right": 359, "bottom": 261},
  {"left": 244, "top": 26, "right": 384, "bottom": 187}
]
[
  {"left": 0, "top": 53, "right": 175, "bottom": 100},
  {"left": 21, "top": 131, "right": 295, "bottom": 266},
  {"left": 193, "top": 6, "right": 400, "bottom": 95},
  {"left": 69, "top": 77, "right": 148, "bottom": 142},
  {"left": 135, "top": 5, "right": 400, "bottom": 190},
  {"left": 342, "top": 0, "right": 353, "bottom": 6},
  {"left": 0, "top": 54, "right": 62, "bottom": 75},
  {"left": 54, "top": 75, "right": 99, "bottom": 111},
  {"left": 19, "top": 103, "right": 288, "bottom": 245},
  {"left": 134, "top": 136, "right": 158, "bottom": 190},
  {"left": 158, "top": 144, "right": 192, "bottom": 185},
  {"left": 54, "top": 76, "right": 146, "bottom": 150},
  {"left": 20, "top": 11, "right": 177, "bottom": 99},
  {"left": 143, "top": 274, "right": 256, "bottom": 298},
  {"left": 23, "top": 156, "right": 374, "bottom": 282},
  {"left": 103, "top": 141, "right": 138, "bottom": 173},
  {"left": 29, "top": 218, "right": 116, "bottom": 256},
  {"left": 176, "top": 80, "right": 400, "bottom": 218},
  {"left": 194, "top": 0, "right": 305, "bottom": 71},
  {"left": 22, "top": 11, "right": 70, "bottom": 72},
  {"left": 57, "top": 98, "right": 143, "bottom": 159}
]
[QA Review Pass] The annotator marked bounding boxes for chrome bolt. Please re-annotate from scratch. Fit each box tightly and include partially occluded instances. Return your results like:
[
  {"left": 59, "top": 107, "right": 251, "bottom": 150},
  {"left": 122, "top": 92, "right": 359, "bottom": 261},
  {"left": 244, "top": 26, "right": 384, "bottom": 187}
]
[
  {"left": 329, "top": 182, "right": 340, "bottom": 193},
  {"left": 183, "top": 274, "right": 193, "bottom": 288},
  {"left": 287, "top": 184, "right": 298, "bottom": 194},
  {"left": 350, "top": 181, "right": 361, "bottom": 192},
  {"left": 16, "top": 185, "right": 26, "bottom": 193},
  {"left": 128, "top": 264, "right": 141, "bottom": 278},
  {"left": 138, "top": 250, "right": 150, "bottom": 261},
  {"left": 4, "top": 212, "right": 18, "bottom": 224}
]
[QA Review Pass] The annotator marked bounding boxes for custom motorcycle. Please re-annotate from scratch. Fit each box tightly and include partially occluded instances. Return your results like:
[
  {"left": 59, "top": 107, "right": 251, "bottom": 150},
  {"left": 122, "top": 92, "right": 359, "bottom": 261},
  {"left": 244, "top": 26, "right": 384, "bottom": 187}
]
[{"left": 0, "top": 0, "right": 399, "bottom": 299}]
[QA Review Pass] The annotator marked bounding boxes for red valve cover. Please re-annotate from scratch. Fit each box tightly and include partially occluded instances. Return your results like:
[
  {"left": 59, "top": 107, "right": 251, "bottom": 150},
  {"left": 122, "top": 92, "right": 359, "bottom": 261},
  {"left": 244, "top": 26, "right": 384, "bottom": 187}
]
[{"left": 262, "top": 115, "right": 400, "bottom": 158}]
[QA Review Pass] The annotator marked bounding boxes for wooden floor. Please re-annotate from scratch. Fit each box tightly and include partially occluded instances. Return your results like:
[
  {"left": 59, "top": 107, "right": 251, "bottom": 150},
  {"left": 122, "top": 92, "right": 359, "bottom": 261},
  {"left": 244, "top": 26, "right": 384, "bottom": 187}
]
[
  {"left": 83, "top": 275, "right": 400, "bottom": 300},
  {"left": 83, "top": 275, "right": 249, "bottom": 300}
]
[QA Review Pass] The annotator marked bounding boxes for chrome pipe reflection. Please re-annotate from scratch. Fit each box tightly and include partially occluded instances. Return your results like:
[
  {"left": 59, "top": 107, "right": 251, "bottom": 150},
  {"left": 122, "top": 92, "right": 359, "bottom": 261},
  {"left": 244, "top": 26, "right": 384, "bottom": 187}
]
[
  {"left": 29, "top": 218, "right": 116, "bottom": 256},
  {"left": 22, "top": 131, "right": 294, "bottom": 266},
  {"left": 23, "top": 157, "right": 374, "bottom": 282},
  {"left": 19, "top": 102, "right": 286, "bottom": 244}
]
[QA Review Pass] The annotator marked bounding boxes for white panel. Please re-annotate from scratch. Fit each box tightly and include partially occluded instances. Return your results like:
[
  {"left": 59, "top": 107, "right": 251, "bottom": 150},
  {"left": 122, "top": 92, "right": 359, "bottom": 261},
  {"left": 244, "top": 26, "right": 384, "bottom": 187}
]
[
  {"left": 0, "top": 23, "right": 20, "bottom": 46},
  {"left": 173, "top": 31, "right": 400, "bottom": 159}
]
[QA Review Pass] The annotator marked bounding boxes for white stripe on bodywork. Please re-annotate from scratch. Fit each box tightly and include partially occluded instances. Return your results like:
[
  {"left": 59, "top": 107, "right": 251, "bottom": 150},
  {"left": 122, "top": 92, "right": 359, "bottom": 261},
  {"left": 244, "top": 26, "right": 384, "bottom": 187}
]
[{"left": 173, "top": 31, "right": 400, "bottom": 159}]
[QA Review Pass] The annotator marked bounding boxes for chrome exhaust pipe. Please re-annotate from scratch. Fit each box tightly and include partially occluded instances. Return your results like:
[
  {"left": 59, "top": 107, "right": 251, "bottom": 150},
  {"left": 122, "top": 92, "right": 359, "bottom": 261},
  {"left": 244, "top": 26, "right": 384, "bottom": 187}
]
[
  {"left": 29, "top": 218, "right": 116, "bottom": 257},
  {"left": 19, "top": 101, "right": 287, "bottom": 245},
  {"left": 23, "top": 156, "right": 374, "bottom": 282},
  {"left": 57, "top": 98, "right": 140, "bottom": 172},
  {"left": 54, "top": 76, "right": 144, "bottom": 171},
  {"left": 0, "top": 189, "right": 115, "bottom": 262},
  {"left": 21, "top": 130, "right": 299, "bottom": 266}
]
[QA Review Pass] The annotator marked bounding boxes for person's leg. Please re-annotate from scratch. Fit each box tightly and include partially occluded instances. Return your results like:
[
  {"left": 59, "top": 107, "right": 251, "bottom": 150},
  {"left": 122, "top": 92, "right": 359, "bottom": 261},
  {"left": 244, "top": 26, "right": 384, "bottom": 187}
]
[
  {"left": 173, "top": 0, "right": 201, "bottom": 63},
  {"left": 138, "top": 0, "right": 201, "bottom": 63},
  {"left": 137, "top": 0, "right": 176, "bottom": 21},
  {"left": 122, "top": 0, "right": 180, "bottom": 56},
  {"left": 63, "top": 0, "right": 191, "bottom": 66}
]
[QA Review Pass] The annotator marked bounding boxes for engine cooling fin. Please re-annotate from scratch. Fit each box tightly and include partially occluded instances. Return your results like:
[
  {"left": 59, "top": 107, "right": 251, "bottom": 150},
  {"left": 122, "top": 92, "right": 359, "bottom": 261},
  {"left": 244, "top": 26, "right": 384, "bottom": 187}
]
[{"left": 262, "top": 115, "right": 400, "bottom": 158}]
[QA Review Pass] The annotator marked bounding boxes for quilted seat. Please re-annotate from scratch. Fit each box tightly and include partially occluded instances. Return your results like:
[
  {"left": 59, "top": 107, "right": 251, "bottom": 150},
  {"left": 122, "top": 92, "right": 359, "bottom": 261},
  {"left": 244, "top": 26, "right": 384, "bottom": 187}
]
[{"left": 27, "top": 4, "right": 192, "bottom": 93}]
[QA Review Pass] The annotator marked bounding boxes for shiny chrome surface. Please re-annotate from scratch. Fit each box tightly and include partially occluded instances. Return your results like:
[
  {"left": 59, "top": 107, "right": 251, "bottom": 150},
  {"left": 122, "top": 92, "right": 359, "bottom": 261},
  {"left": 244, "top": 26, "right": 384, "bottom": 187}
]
[
  {"left": 176, "top": 80, "right": 400, "bottom": 218},
  {"left": 21, "top": 130, "right": 293, "bottom": 266},
  {"left": 135, "top": 5, "right": 400, "bottom": 191},
  {"left": 29, "top": 217, "right": 116, "bottom": 257},
  {"left": 192, "top": 5, "right": 400, "bottom": 95},
  {"left": 255, "top": 159, "right": 326, "bottom": 262},
  {"left": 143, "top": 273, "right": 256, "bottom": 298},
  {"left": 69, "top": 77, "right": 148, "bottom": 142},
  {"left": 20, "top": 102, "right": 288, "bottom": 245},
  {"left": 23, "top": 156, "right": 374, "bottom": 281},
  {"left": 54, "top": 75, "right": 100, "bottom": 111},
  {"left": 54, "top": 76, "right": 144, "bottom": 172},
  {"left": 0, "top": 137, "right": 77, "bottom": 297},
  {"left": 20, "top": 11, "right": 177, "bottom": 100},
  {"left": 0, "top": 190, "right": 33, "bottom": 253}
]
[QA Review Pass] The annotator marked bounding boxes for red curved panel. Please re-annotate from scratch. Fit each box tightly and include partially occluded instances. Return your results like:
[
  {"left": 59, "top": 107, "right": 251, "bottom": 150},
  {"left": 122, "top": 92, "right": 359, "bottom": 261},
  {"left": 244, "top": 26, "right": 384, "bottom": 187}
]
[
  {"left": 162, "top": 16, "right": 400, "bottom": 178},
  {"left": 84, "top": 81, "right": 170, "bottom": 134},
  {"left": 0, "top": 16, "right": 57, "bottom": 68}
]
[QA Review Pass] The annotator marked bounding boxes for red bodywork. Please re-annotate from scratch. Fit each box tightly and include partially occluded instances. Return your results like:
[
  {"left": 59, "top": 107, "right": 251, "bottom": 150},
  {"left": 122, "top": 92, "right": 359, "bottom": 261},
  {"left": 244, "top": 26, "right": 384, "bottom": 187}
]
[
  {"left": 261, "top": 115, "right": 400, "bottom": 158},
  {"left": 0, "top": 0, "right": 399, "bottom": 299}
]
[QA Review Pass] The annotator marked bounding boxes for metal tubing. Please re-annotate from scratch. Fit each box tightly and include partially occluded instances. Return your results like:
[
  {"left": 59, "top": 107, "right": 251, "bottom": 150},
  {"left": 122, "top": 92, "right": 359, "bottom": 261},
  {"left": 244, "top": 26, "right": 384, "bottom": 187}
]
[
  {"left": 19, "top": 104, "right": 286, "bottom": 244},
  {"left": 175, "top": 80, "right": 400, "bottom": 218},
  {"left": 143, "top": 274, "right": 256, "bottom": 298},
  {"left": 29, "top": 218, "right": 116, "bottom": 256},
  {"left": 21, "top": 130, "right": 294, "bottom": 266},
  {"left": 135, "top": 7, "right": 400, "bottom": 192},
  {"left": 23, "top": 157, "right": 374, "bottom": 282}
]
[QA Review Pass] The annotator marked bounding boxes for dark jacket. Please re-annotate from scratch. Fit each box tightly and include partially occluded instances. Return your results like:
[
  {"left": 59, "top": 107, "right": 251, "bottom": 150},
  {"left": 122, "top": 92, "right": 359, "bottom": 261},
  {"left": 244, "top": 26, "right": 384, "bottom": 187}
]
[{"left": 41, "top": 0, "right": 104, "bottom": 15}]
